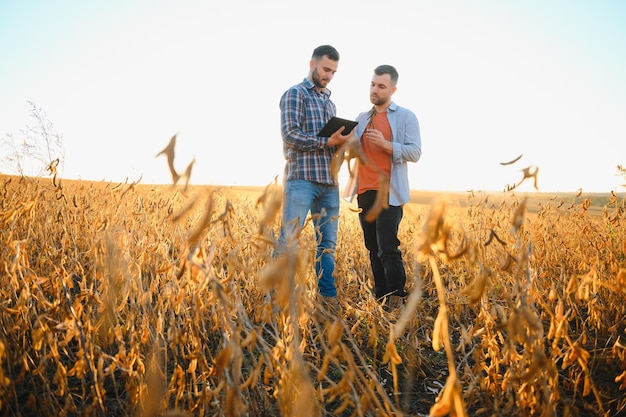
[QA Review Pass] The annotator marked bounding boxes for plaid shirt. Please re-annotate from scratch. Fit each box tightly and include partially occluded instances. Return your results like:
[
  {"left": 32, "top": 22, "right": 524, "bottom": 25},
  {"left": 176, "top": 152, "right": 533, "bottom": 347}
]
[{"left": 280, "top": 78, "right": 338, "bottom": 185}]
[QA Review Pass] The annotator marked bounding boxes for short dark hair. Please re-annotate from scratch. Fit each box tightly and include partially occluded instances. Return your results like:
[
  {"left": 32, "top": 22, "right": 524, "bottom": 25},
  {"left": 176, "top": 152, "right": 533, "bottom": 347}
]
[
  {"left": 374, "top": 65, "right": 398, "bottom": 86},
  {"left": 312, "top": 45, "right": 340, "bottom": 62}
]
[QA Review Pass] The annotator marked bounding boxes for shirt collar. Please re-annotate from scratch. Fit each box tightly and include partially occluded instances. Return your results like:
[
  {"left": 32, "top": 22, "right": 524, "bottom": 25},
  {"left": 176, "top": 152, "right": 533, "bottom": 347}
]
[{"left": 303, "top": 78, "right": 331, "bottom": 98}]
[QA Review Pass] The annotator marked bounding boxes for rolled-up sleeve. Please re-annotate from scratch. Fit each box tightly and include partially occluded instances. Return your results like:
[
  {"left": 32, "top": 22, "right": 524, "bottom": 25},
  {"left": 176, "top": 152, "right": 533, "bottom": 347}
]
[{"left": 392, "top": 109, "right": 421, "bottom": 164}]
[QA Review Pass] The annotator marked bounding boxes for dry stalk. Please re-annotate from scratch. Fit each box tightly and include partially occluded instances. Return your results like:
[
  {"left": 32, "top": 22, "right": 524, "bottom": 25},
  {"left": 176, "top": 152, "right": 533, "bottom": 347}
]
[{"left": 1, "top": 173, "right": 625, "bottom": 416}]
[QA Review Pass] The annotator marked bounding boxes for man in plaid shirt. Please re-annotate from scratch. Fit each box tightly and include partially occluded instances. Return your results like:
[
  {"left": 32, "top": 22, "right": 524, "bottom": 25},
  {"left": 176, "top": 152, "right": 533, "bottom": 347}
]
[{"left": 277, "top": 44, "right": 352, "bottom": 308}]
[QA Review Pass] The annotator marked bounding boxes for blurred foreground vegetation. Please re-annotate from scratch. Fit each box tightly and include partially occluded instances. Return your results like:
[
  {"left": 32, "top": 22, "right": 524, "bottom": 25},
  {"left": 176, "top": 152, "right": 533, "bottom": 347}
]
[{"left": 1, "top": 174, "right": 625, "bottom": 417}]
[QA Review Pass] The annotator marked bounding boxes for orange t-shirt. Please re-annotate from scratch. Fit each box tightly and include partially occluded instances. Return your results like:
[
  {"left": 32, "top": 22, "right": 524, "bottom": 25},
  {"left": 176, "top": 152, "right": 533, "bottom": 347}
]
[{"left": 358, "top": 112, "right": 392, "bottom": 194}]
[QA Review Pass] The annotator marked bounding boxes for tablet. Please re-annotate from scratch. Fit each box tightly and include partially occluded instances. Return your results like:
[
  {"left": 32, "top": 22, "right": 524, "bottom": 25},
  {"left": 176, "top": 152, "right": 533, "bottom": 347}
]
[{"left": 317, "top": 116, "right": 358, "bottom": 137}]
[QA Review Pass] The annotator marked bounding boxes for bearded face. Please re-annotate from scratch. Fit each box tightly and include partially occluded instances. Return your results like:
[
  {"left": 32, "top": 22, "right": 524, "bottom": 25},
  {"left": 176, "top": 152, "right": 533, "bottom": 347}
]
[{"left": 309, "top": 56, "right": 338, "bottom": 90}]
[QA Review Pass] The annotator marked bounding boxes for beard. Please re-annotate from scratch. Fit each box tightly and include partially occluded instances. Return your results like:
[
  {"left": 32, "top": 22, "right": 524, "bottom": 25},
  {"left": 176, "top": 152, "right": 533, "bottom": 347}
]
[
  {"left": 370, "top": 95, "right": 388, "bottom": 106},
  {"left": 312, "top": 68, "right": 328, "bottom": 89}
]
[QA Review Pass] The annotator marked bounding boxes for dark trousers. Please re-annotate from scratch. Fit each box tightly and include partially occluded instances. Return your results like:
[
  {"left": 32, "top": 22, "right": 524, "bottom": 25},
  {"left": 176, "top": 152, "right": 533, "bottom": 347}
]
[{"left": 357, "top": 190, "right": 407, "bottom": 300}]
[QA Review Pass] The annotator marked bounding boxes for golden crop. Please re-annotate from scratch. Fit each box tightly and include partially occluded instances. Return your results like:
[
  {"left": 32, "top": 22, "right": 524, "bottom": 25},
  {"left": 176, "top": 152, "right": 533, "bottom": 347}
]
[{"left": 1, "top": 174, "right": 625, "bottom": 417}]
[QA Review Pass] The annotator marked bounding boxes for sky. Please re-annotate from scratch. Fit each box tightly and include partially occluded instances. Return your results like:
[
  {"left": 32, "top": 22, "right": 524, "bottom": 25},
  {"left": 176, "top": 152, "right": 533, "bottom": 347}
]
[{"left": 1, "top": 0, "right": 625, "bottom": 193}]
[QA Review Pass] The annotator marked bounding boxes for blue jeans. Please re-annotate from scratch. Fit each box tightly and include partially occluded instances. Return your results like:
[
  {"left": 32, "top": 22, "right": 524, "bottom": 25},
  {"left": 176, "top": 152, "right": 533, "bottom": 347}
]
[{"left": 277, "top": 180, "right": 339, "bottom": 297}]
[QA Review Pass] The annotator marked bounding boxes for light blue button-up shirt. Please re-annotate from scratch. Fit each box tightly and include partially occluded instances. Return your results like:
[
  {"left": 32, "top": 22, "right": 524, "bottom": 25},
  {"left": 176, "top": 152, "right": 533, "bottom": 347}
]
[{"left": 353, "top": 102, "right": 421, "bottom": 206}]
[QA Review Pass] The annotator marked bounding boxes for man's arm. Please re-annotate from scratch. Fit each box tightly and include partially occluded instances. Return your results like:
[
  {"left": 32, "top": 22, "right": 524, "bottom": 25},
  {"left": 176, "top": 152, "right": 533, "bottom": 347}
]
[
  {"left": 392, "top": 109, "right": 421, "bottom": 163},
  {"left": 280, "top": 88, "right": 330, "bottom": 151}
]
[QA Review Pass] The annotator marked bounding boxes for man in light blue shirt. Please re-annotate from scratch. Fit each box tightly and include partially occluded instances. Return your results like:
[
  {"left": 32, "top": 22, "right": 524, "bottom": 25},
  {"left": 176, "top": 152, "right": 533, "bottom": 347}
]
[{"left": 352, "top": 64, "right": 421, "bottom": 310}]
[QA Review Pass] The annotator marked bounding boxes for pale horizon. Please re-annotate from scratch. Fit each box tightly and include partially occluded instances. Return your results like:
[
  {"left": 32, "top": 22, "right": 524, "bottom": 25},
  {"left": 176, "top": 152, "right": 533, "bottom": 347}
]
[{"left": 1, "top": 1, "right": 625, "bottom": 194}]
